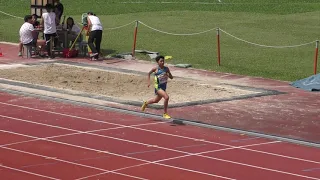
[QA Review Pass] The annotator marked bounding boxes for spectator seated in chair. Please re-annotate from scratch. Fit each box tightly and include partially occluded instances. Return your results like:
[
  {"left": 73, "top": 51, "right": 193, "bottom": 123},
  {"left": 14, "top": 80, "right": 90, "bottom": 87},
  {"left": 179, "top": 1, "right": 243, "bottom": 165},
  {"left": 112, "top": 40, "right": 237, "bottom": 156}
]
[{"left": 63, "top": 17, "right": 82, "bottom": 47}]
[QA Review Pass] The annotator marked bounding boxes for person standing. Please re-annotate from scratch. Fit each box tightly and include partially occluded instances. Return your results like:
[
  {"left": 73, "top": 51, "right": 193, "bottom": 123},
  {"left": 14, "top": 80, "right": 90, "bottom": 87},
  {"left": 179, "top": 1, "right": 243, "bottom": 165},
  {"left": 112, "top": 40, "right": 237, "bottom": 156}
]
[
  {"left": 41, "top": 3, "right": 57, "bottom": 58},
  {"left": 86, "top": 12, "right": 103, "bottom": 61},
  {"left": 54, "top": 0, "right": 64, "bottom": 25}
]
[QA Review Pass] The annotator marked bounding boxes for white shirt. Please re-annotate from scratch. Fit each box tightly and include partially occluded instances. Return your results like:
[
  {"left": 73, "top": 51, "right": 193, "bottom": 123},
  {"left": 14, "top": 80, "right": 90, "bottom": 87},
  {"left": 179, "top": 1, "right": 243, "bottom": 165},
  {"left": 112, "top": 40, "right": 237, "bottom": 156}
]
[
  {"left": 19, "top": 22, "right": 34, "bottom": 44},
  {"left": 88, "top": 15, "right": 103, "bottom": 31},
  {"left": 42, "top": 12, "right": 57, "bottom": 34}
]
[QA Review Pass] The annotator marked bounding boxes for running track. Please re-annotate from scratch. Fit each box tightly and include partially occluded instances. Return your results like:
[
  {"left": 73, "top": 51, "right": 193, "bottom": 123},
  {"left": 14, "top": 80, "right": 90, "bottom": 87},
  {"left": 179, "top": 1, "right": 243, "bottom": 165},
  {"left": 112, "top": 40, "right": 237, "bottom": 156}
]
[{"left": 0, "top": 91, "right": 320, "bottom": 180}]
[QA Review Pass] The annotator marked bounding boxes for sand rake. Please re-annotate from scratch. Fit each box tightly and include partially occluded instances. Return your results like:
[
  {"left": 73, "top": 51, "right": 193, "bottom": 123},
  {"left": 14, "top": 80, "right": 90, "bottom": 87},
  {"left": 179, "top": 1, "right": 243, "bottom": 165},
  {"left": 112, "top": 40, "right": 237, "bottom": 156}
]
[{"left": 64, "top": 26, "right": 85, "bottom": 58}]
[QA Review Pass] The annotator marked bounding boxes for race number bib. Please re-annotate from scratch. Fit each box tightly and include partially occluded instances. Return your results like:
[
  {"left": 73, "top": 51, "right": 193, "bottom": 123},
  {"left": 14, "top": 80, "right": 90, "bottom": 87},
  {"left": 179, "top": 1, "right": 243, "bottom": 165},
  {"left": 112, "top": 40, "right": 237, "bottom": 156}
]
[{"left": 157, "top": 73, "right": 168, "bottom": 84}]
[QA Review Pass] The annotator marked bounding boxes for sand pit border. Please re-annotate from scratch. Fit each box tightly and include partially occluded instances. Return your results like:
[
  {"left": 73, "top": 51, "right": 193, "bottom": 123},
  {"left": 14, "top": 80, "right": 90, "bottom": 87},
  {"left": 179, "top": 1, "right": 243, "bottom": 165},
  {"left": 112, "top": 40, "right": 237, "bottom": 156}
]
[{"left": 0, "top": 61, "right": 283, "bottom": 109}]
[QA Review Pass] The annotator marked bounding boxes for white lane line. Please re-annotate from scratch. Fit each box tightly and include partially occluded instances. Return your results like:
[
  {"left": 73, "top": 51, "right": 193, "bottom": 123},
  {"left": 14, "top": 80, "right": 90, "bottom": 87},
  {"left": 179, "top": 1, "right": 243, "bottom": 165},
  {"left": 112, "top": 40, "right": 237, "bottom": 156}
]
[
  {"left": 1, "top": 102, "right": 319, "bottom": 165},
  {"left": 1, "top": 101, "right": 320, "bottom": 166},
  {"left": 0, "top": 121, "right": 165, "bottom": 147},
  {"left": 1, "top": 117, "right": 318, "bottom": 180},
  {"left": 75, "top": 141, "right": 279, "bottom": 180},
  {"left": 1, "top": 146, "right": 148, "bottom": 180},
  {"left": 0, "top": 130, "right": 236, "bottom": 180},
  {"left": 0, "top": 164, "right": 60, "bottom": 180}
]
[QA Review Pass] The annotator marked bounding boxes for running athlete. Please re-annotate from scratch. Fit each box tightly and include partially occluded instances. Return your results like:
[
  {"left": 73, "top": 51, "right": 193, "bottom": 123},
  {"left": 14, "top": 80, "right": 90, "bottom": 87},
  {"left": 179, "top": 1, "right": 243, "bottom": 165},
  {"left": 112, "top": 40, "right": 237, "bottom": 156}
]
[{"left": 141, "top": 55, "right": 173, "bottom": 119}]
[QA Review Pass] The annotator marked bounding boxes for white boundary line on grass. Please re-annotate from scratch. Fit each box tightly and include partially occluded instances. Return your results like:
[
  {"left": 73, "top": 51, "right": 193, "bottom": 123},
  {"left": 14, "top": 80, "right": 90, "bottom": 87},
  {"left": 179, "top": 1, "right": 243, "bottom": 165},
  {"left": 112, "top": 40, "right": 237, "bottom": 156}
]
[
  {"left": 0, "top": 10, "right": 23, "bottom": 19},
  {"left": 1, "top": 114, "right": 320, "bottom": 180},
  {"left": 118, "top": 1, "right": 225, "bottom": 4},
  {"left": 119, "top": 1, "right": 320, "bottom": 5},
  {"left": 0, "top": 101, "right": 319, "bottom": 165}
]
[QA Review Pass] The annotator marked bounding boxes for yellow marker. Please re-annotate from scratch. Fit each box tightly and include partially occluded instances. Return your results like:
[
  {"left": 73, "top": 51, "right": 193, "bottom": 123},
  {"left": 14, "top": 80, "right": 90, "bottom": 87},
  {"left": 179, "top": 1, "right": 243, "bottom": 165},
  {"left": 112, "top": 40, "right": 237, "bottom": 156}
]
[
  {"left": 165, "top": 56, "right": 172, "bottom": 60},
  {"left": 86, "top": 34, "right": 92, "bottom": 55}
]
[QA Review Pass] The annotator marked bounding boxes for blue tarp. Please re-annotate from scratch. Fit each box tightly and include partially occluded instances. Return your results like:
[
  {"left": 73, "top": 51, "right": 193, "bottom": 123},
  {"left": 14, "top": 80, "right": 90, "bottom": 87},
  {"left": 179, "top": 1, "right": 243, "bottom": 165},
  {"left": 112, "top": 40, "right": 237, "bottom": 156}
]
[{"left": 290, "top": 74, "right": 320, "bottom": 91}]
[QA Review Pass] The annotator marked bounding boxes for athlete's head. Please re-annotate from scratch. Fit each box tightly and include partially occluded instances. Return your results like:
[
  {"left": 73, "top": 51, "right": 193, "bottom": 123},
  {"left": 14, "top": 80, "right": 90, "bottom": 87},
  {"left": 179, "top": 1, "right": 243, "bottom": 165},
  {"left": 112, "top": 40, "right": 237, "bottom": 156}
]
[{"left": 155, "top": 55, "right": 165, "bottom": 67}]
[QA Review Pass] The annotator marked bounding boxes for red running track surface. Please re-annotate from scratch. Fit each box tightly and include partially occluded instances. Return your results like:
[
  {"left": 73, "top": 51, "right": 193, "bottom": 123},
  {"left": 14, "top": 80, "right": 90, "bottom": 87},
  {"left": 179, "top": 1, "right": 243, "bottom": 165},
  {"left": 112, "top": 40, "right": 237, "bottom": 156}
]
[{"left": 0, "top": 92, "right": 320, "bottom": 180}]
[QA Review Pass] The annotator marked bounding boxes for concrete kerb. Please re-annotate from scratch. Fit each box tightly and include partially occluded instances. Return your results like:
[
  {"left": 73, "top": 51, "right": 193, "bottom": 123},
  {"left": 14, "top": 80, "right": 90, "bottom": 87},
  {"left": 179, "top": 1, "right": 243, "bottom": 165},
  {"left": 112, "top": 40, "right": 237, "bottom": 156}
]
[
  {"left": 0, "top": 60, "right": 285, "bottom": 109},
  {"left": 0, "top": 78, "right": 283, "bottom": 109}
]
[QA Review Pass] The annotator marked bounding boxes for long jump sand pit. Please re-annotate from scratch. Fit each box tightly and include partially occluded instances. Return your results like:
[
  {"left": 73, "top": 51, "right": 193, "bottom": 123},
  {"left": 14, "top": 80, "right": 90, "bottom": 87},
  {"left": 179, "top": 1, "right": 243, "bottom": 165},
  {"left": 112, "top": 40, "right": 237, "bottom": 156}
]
[{"left": 0, "top": 63, "right": 265, "bottom": 107}]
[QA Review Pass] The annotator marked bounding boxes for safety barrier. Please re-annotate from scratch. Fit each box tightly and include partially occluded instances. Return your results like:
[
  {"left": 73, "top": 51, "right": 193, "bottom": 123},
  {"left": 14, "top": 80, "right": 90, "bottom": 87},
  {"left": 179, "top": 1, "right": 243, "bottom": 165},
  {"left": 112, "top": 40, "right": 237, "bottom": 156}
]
[
  {"left": 1, "top": 10, "right": 319, "bottom": 74},
  {"left": 216, "top": 28, "right": 318, "bottom": 74},
  {"left": 133, "top": 21, "right": 319, "bottom": 74}
]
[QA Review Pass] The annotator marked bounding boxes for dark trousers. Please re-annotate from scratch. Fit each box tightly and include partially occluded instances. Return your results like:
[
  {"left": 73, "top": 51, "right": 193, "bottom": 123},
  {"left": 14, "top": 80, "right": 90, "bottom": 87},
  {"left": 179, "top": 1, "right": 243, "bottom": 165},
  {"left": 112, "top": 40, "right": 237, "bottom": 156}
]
[
  {"left": 45, "top": 33, "right": 57, "bottom": 57},
  {"left": 88, "top": 30, "right": 102, "bottom": 55}
]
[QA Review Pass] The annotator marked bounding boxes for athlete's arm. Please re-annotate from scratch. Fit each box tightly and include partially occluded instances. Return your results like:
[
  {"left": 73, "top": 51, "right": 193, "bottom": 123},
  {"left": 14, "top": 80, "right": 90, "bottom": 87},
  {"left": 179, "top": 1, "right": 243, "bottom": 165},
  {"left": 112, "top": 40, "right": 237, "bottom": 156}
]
[
  {"left": 167, "top": 68, "right": 173, "bottom": 79},
  {"left": 147, "top": 67, "right": 156, "bottom": 87}
]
